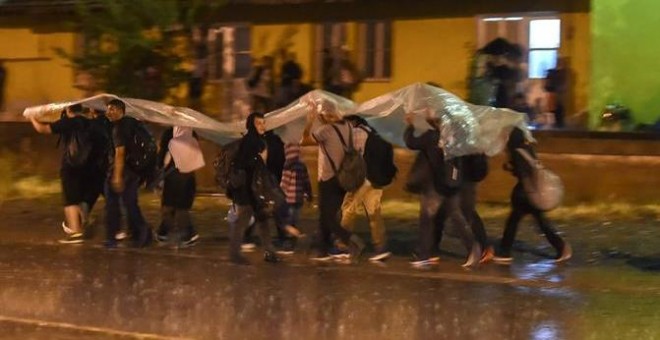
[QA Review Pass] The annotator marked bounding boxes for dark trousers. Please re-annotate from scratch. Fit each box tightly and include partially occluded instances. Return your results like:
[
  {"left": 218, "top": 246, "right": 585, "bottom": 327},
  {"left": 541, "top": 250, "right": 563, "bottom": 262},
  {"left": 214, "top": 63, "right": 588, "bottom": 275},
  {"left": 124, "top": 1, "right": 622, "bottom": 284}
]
[
  {"left": 83, "top": 166, "right": 107, "bottom": 212},
  {"left": 229, "top": 204, "right": 275, "bottom": 258},
  {"left": 243, "top": 203, "right": 290, "bottom": 243},
  {"left": 428, "top": 192, "right": 475, "bottom": 257},
  {"left": 318, "top": 177, "right": 352, "bottom": 253},
  {"left": 499, "top": 183, "right": 565, "bottom": 257},
  {"left": 437, "top": 182, "right": 488, "bottom": 248},
  {"left": 159, "top": 206, "right": 196, "bottom": 239},
  {"left": 104, "top": 171, "right": 149, "bottom": 245},
  {"left": 418, "top": 185, "right": 443, "bottom": 260}
]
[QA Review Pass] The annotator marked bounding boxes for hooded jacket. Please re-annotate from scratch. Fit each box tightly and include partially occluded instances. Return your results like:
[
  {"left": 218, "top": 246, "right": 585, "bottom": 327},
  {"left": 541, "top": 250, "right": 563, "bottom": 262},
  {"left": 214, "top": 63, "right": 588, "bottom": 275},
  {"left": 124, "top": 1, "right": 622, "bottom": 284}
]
[{"left": 231, "top": 113, "right": 267, "bottom": 206}]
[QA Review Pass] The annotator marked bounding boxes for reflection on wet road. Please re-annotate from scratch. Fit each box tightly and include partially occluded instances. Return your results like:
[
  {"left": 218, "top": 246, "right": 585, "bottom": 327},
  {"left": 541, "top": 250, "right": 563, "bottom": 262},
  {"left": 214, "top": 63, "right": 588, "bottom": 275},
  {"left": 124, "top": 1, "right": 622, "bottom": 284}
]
[{"left": 3, "top": 241, "right": 658, "bottom": 340}]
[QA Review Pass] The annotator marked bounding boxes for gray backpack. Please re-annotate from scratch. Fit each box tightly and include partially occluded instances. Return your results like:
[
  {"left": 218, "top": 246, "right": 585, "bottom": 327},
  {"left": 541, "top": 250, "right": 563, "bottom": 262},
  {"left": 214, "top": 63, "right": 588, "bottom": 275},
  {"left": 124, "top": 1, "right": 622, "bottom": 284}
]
[
  {"left": 321, "top": 124, "right": 366, "bottom": 192},
  {"left": 516, "top": 148, "right": 564, "bottom": 211}
]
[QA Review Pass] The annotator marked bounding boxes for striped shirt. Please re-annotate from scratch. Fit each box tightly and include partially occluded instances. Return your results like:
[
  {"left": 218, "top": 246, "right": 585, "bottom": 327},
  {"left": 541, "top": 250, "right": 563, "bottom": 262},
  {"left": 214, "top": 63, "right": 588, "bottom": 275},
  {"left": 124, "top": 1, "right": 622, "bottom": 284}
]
[{"left": 280, "top": 144, "right": 313, "bottom": 204}]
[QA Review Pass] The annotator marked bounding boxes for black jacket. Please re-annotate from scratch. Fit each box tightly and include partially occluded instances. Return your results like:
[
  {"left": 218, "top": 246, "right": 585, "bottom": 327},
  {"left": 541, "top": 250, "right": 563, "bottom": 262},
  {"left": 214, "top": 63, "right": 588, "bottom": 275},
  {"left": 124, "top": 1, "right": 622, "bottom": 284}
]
[{"left": 404, "top": 125, "right": 460, "bottom": 195}]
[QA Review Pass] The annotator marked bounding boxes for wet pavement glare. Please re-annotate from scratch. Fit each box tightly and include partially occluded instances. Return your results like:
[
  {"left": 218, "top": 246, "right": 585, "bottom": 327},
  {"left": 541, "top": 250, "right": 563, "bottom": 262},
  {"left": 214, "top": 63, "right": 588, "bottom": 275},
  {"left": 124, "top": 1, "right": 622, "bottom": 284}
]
[{"left": 1, "top": 196, "right": 659, "bottom": 339}]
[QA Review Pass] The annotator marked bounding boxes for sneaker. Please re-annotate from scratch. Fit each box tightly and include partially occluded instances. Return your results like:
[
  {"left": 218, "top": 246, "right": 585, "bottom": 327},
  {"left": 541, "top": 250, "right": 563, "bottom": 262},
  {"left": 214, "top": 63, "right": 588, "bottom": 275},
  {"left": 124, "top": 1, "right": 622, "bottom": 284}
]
[
  {"left": 180, "top": 233, "right": 199, "bottom": 247},
  {"left": 241, "top": 243, "right": 256, "bottom": 252},
  {"left": 412, "top": 251, "right": 440, "bottom": 263},
  {"left": 61, "top": 221, "right": 73, "bottom": 235},
  {"left": 58, "top": 233, "right": 84, "bottom": 244},
  {"left": 492, "top": 255, "right": 514, "bottom": 264},
  {"left": 555, "top": 243, "right": 572, "bottom": 263},
  {"left": 310, "top": 253, "right": 333, "bottom": 262},
  {"left": 462, "top": 243, "right": 482, "bottom": 268},
  {"left": 349, "top": 235, "right": 366, "bottom": 263},
  {"left": 275, "top": 239, "right": 295, "bottom": 255},
  {"left": 155, "top": 232, "right": 168, "bottom": 244},
  {"left": 328, "top": 247, "right": 350, "bottom": 259},
  {"left": 410, "top": 259, "right": 433, "bottom": 267},
  {"left": 115, "top": 231, "right": 129, "bottom": 241},
  {"left": 264, "top": 251, "right": 281, "bottom": 263},
  {"left": 369, "top": 250, "right": 392, "bottom": 262}
]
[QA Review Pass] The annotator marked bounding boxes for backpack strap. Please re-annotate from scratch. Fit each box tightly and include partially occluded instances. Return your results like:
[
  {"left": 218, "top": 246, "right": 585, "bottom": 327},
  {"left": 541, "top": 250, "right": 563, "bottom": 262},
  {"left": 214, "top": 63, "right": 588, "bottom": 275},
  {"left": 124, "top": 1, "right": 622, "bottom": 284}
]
[
  {"left": 319, "top": 123, "right": 351, "bottom": 176},
  {"left": 515, "top": 148, "right": 542, "bottom": 169},
  {"left": 330, "top": 123, "right": 354, "bottom": 152}
]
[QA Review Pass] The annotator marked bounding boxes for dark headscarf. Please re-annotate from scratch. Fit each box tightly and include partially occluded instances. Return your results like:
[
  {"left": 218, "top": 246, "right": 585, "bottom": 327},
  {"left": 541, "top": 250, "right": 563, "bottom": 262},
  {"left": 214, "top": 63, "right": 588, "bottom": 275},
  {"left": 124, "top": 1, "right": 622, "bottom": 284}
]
[
  {"left": 236, "top": 112, "right": 266, "bottom": 170},
  {"left": 507, "top": 127, "right": 526, "bottom": 151}
]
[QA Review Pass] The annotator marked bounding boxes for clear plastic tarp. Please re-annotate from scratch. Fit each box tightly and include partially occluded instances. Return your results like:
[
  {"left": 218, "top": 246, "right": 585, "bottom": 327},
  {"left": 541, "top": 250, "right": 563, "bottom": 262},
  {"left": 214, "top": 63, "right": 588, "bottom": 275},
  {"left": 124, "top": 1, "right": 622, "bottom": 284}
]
[
  {"left": 23, "top": 83, "right": 532, "bottom": 157},
  {"left": 356, "top": 83, "right": 532, "bottom": 158},
  {"left": 22, "top": 94, "right": 241, "bottom": 145}
]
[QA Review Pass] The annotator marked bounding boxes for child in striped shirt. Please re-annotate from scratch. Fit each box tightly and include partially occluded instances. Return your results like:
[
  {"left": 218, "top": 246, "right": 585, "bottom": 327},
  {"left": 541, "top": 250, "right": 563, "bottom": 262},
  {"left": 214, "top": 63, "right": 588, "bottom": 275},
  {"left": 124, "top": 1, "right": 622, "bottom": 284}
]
[{"left": 280, "top": 143, "right": 313, "bottom": 229}]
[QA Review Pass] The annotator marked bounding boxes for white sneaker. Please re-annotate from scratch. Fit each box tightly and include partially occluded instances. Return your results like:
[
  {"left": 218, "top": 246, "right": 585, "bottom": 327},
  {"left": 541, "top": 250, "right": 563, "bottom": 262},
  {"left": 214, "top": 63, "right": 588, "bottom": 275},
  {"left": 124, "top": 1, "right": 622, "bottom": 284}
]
[
  {"left": 115, "top": 231, "right": 128, "bottom": 241},
  {"left": 492, "top": 256, "right": 513, "bottom": 264},
  {"left": 61, "top": 221, "right": 74, "bottom": 235},
  {"left": 369, "top": 251, "right": 392, "bottom": 262},
  {"left": 241, "top": 243, "right": 256, "bottom": 252},
  {"left": 310, "top": 254, "right": 333, "bottom": 262}
]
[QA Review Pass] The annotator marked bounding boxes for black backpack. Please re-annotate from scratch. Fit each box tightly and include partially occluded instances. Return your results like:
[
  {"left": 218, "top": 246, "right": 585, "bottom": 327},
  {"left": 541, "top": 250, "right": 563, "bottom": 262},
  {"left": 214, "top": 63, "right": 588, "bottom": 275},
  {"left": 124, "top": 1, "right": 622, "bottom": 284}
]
[
  {"left": 213, "top": 139, "right": 242, "bottom": 193},
  {"left": 251, "top": 160, "right": 286, "bottom": 219},
  {"left": 361, "top": 126, "right": 398, "bottom": 188},
  {"left": 125, "top": 119, "right": 157, "bottom": 180},
  {"left": 462, "top": 153, "right": 489, "bottom": 182},
  {"left": 321, "top": 124, "right": 366, "bottom": 192},
  {"left": 62, "top": 119, "right": 92, "bottom": 168}
]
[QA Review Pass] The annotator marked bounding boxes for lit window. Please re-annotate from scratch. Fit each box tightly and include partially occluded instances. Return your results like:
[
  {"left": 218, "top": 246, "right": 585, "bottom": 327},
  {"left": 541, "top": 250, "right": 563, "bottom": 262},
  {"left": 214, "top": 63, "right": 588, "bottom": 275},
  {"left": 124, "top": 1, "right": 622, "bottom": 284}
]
[
  {"left": 528, "top": 19, "right": 560, "bottom": 78},
  {"left": 477, "top": 15, "right": 561, "bottom": 79}
]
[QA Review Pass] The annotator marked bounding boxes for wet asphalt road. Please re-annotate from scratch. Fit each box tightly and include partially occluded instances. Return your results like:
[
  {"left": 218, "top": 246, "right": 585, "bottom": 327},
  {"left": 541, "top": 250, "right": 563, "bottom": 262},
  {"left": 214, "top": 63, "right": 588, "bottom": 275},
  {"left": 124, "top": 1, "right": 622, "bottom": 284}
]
[{"left": 1, "top": 197, "right": 659, "bottom": 339}]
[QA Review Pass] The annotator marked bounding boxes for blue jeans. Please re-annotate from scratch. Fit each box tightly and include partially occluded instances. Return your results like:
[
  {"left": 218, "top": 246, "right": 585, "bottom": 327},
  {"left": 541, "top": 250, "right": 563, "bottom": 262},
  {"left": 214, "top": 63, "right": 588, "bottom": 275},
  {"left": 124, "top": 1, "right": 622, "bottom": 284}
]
[{"left": 104, "top": 171, "right": 149, "bottom": 246}]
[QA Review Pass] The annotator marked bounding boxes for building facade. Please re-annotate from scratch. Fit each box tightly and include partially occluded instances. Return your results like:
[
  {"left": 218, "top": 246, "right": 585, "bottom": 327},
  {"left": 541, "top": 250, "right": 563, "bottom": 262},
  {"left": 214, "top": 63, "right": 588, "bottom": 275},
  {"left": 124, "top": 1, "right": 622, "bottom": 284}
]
[{"left": 0, "top": 0, "right": 590, "bottom": 125}]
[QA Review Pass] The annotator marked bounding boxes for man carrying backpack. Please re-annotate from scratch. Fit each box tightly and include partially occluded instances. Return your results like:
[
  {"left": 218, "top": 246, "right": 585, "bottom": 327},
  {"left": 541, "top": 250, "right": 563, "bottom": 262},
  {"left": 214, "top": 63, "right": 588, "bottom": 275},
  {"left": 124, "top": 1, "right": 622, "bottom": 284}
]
[
  {"left": 29, "top": 104, "right": 91, "bottom": 244},
  {"left": 104, "top": 99, "right": 152, "bottom": 248},
  {"left": 303, "top": 107, "right": 366, "bottom": 263},
  {"left": 226, "top": 112, "right": 281, "bottom": 265},
  {"left": 340, "top": 115, "right": 397, "bottom": 261}
]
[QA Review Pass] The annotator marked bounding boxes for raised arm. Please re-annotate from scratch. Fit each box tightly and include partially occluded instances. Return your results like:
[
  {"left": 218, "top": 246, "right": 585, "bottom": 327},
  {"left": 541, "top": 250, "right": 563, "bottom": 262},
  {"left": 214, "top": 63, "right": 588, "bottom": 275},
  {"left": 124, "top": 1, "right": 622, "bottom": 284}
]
[{"left": 29, "top": 117, "right": 52, "bottom": 134}]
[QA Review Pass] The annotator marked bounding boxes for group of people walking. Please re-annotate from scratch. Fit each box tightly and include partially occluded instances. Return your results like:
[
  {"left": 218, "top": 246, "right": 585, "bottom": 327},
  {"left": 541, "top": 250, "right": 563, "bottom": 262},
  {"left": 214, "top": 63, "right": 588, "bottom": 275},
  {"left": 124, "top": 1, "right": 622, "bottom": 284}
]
[
  {"left": 30, "top": 100, "right": 204, "bottom": 248},
  {"left": 224, "top": 106, "right": 572, "bottom": 267},
  {"left": 30, "top": 98, "right": 572, "bottom": 268}
]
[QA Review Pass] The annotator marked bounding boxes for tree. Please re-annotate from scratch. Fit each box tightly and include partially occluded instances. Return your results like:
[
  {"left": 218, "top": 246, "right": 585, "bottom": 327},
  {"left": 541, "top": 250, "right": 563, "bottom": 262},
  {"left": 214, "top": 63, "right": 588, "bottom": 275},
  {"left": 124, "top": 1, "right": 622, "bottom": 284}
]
[{"left": 57, "top": 0, "right": 224, "bottom": 101}]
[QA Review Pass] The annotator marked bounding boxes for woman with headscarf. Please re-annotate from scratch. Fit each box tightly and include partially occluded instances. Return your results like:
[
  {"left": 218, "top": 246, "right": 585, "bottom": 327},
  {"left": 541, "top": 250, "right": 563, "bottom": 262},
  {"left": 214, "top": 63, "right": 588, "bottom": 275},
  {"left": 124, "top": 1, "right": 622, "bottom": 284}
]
[
  {"left": 155, "top": 126, "right": 205, "bottom": 246},
  {"left": 493, "top": 128, "right": 571, "bottom": 263},
  {"left": 227, "top": 112, "right": 281, "bottom": 264}
]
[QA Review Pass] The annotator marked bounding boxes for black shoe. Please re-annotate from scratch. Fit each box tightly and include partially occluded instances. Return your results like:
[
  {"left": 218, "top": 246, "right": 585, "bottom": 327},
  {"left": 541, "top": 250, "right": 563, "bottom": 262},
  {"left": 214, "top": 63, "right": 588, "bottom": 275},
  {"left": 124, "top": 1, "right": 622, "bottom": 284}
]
[
  {"left": 264, "top": 251, "right": 281, "bottom": 263},
  {"left": 132, "top": 228, "right": 153, "bottom": 248},
  {"left": 103, "top": 239, "right": 118, "bottom": 249}
]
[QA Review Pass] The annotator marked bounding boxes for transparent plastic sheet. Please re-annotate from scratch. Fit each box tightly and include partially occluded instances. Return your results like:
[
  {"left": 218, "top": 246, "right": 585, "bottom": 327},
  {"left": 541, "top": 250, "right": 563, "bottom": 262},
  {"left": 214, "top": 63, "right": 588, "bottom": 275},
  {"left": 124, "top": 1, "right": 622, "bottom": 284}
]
[
  {"left": 22, "top": 94, "right": 241, "bottom": 145},
  {"left": 263, "top": 89, "right": 357, "bottom": 144},
  {"left": 22, "top": 84, "right": 531, "bottom": 156},
  {"left": 356, "top": 82, "right": 533, "bottom": 158}
]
